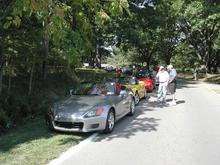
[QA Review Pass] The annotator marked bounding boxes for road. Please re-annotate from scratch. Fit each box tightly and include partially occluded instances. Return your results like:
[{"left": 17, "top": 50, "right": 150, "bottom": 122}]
[{"left": 51, "top": 80, "right": 220, "bottom": 165}]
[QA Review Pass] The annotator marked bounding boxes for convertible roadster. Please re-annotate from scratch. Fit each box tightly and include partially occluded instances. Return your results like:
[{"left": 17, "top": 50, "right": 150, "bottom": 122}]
[
  {"left": 45, "top": 82, "right": 135, "bottom": 133},
  {"left": 118, "top": 76, "right": 146, "bottom": 105},
  {"left": 136, "top": 71, "right": 155, "bottom": 92}
]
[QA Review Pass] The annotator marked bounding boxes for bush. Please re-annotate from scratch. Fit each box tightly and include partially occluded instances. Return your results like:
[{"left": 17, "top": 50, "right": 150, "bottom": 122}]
[
  {"left": 0, "top": 108, "right": 9, "bottom": 128},
  {"left": 0, "top": 94, "right": 32, "bottom": 125}
]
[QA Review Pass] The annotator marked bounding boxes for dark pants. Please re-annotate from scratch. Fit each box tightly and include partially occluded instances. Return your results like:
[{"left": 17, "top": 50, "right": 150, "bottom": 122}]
[{"left": 169, "top": 80, "right": 176, "bottom": 94}]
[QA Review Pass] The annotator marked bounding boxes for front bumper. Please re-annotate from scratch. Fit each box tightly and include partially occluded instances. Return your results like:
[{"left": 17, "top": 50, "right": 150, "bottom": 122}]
[{"left": 50, "top": 115, "right": 107, "bottom": 133}]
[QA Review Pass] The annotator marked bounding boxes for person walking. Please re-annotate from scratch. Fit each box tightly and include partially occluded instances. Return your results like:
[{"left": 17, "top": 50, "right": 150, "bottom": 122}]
[
  {"left": 167, "top": 64, "right": 177, "bottom": 105},
  {"left": 156, "top": 66, "right": 169, "bottom": 104}
]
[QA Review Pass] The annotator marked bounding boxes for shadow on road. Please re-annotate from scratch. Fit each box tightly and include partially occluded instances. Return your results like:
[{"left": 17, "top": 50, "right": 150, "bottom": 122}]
[
  {"left": 176, "top": 78, "right": 200, "bottom": 89},
  {"left": 93, "top": 80, "right": 194, "bottom": 142},
  {"left": 176, "top": 100, "right": 186, "bottom": 104},
  {"left": 93, "top": 102, "right": 160, "bottom": 142}
]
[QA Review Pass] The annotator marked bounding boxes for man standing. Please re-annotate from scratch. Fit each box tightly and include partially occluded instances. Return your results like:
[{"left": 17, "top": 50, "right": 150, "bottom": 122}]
[
  {"left": 156, "top": 66, "right": 169, "bottom": 104},
  {"left": 167, "top": 64, "right": 177, "bottom": 105}
]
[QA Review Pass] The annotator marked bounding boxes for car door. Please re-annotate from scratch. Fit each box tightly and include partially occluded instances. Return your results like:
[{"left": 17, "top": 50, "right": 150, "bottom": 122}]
[
  {"left": 114, "top": 85, "right": 130, "bottom": 120},
  {"left": 137, "top": 80, "right": 146, "bottom": 98},
  {"left": 132, "top": 79, "right": 143, "bottom": 98}
]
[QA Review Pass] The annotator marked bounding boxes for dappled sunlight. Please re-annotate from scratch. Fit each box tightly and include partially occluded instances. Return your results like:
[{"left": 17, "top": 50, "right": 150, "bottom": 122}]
[
  {"left": 93, "top": 106, "right": 160, "bottom": 142},
  {"left": 0, "top": 120, "right": 53, "bottom": 152},
  {"left": 0, "top": 119, "right": 84, "bottom": 153},
  {"left": 58, "top": 136, "right": 82, "bottom": 146}
]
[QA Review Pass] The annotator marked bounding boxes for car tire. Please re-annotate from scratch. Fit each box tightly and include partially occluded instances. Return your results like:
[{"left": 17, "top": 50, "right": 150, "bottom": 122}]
[
  {"left": 103, "top": 109, "right": 115, "bottom": 133},
  {"left": 128, "top": 98, "right": 135, "bottom": 116},
  {"left": 134, "top": 92, "right": 140, "bottom": 105}
]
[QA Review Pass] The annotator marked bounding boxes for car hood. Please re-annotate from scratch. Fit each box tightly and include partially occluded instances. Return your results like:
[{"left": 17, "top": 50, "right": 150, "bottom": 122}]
[
  {"left": 138, "top": 78, "right": 153, "bottom": 83},
  {"left": 54, "top": 95, "right": 111, "bottom": 115}
]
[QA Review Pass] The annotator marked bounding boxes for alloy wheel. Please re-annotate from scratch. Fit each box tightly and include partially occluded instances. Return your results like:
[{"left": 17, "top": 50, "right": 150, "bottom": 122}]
[
  {"left": 134, "top": 93, "right": 140, "bottom": 105},
  {"left": 108, "top": 111, "right": 115, "bottom": 131},
  {"left": 128, "top": 98, "right": 135, "bottom": 116}
]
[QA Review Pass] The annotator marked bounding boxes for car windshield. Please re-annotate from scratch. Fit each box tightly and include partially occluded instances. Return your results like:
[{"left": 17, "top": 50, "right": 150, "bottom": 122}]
[
  {"left": 129, "top": 78, "right": 137, "bottom": 85},
  {"left": 118, "top": 77, "right": 129, "bottom": 84},
  {"left": 119, "top": 77, "right": 136, "bottom": 85},
  {"left": 72, "top": 82, "right": 115, "bottom": 95},
  {"left": 136, "top": 71, "right": 150, "bottom": 78}
]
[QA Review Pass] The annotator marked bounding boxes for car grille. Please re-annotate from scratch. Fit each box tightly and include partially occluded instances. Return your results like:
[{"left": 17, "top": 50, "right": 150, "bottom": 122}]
[{"left": 54, "top": 121, "right": 83, "bottom": 129}]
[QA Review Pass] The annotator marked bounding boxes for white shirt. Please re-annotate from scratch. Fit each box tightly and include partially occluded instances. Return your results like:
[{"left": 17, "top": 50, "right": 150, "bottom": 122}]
[
  {"left": 156, "top": 70, "right": 169, "bottom": 83},
  {"left": 169, "top": 68, "right": 177, "bottom": 82}
]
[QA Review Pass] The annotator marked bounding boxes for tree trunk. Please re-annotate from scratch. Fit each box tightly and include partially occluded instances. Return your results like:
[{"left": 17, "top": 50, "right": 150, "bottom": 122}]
[
  {"left": 165, "top": 54, "right": 171, "bottom": 65},
  {"left": 89, "top": 52, "right": 95, "bottom": 68},
  {"left": 28, "top": 62, "right": 35, "bottom": 96},
  {"left": 99, "top": 52, "right": 102, "bottom": 69},
  {"left": 65, "top": 65, "right": 79, "bottom": 83},
  {"left": 0, "top": 41, "right": 4, "bottom": 94},
  {"left": 0, "top": 59, "right": 6, "bottom": 95},
  {"left": 0, "top": 68, "right": 3, "bottom": 95},
  {"left": 96, "top": 45, "right": 102, "bottom": 69},
  {"left": 42, "top": 36, "right": 49, "bottom": 80},
  {"left": 146, "top": 52, "right": 152, "bottom": 70},
  {"left": 7, "top": 74, "right": 11, "bottom": 93},
  {"left": 163, "top": 47, "right": 171, "bottom": 65}
]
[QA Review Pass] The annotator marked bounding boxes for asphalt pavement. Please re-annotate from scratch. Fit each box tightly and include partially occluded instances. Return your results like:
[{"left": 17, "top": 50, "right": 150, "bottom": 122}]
[{"left": 49, "top": 79, "right": 220, "bottom": 165}]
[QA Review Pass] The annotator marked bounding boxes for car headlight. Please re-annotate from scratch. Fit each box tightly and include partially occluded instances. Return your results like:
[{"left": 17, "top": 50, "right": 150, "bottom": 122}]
[{"left": 84, "top": 108, "right": 104, "bottom": 118}]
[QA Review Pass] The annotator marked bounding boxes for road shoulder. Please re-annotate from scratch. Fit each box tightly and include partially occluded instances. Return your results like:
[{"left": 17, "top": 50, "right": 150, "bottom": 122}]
[{"left": 48, "top": 133, "right": 98, "bottom": 165}]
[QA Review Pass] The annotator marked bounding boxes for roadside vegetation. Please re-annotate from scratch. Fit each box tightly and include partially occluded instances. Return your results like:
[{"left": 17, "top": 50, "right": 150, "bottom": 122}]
[
  {"left": 0, "top": 117, "right": 85, "bottom": 165},
  {"left": 202, "top": 74, "right": 220, "bottom": 84},
  {"left": 0, "top": 69, "right": 115, "bottom": 165},
  {"left": 178, "top": 72, "right": 220, "bottom": 84}
]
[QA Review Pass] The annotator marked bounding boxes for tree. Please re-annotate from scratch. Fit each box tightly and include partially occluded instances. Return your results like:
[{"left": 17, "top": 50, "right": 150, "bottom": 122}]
[{"left": 180, "top": 0, "right": 220, "bottom": 73}]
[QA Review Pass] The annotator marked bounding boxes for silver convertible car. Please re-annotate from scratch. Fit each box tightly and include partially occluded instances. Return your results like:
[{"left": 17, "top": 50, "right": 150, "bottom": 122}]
[{"left": 45, "top": 82, "right": 135, "bottom": 133}]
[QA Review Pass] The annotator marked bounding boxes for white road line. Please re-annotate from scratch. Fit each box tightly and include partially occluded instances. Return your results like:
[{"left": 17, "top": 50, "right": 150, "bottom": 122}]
[{"left": 47, "top": 133, "right": 98, "bottom": 165}]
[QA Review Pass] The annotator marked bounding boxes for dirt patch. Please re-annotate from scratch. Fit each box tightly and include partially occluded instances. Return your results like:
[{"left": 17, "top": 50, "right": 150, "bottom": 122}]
[{"left": 203, "top": 74, "right": 220, "bottom": 84}]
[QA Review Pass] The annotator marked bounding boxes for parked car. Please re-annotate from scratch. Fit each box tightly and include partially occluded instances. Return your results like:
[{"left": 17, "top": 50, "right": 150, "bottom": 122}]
[
  {"left": 105, "top": 65, "right": 115, "bottom": 72},
  {"left": 45, "top": 82, "right": 135, "bottom": 133},
  {"left": 118, "top": 76, "right": 146, "bottom": 105},
  {"left": 150, "top": 70, "right": 159, "bottom": 86},
  {"left": 122, "top": 66, "right": 133, "bottom": 75},
  {"left": 136, "top": 71, "right": 155, "bottom": 92}
]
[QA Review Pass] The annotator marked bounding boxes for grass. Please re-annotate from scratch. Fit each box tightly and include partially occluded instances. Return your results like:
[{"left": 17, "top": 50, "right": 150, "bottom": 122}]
[
  {"left": 178, "top": 72, "right": 220, "bottom": 84},
  {"left": 0, "top": 68, "right": 116, "bottom": 165},
  {"left": 0, "top": 118, "right": 88, "bottom": 165},
  {"left": 202, "top": 74, "right": 220, "bottom": 84}
]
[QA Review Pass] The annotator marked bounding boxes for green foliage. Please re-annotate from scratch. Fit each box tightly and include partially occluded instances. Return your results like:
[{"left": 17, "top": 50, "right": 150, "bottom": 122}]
[
  {"left": 180, "top": 0, "right": 220, "bottom": 72},
  {"left": 0, "top": 109, "right": 9, "bottom": 128},
  {"left": 107, "top": 47, "right": 133, "bottom": 66},
  {"left": 171, "top": 42, "right": 198, "bottom": 71}
]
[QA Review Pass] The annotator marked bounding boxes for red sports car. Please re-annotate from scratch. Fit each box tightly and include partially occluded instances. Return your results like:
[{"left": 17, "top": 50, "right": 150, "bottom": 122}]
[{"left": 136, "top": 71, "right": 155, "bottom": 92}]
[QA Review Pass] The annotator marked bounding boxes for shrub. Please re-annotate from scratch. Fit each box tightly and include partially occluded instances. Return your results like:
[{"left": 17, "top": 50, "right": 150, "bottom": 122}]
[{"left": 0, "top": 108, "right": 9, "bottom": 128}]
